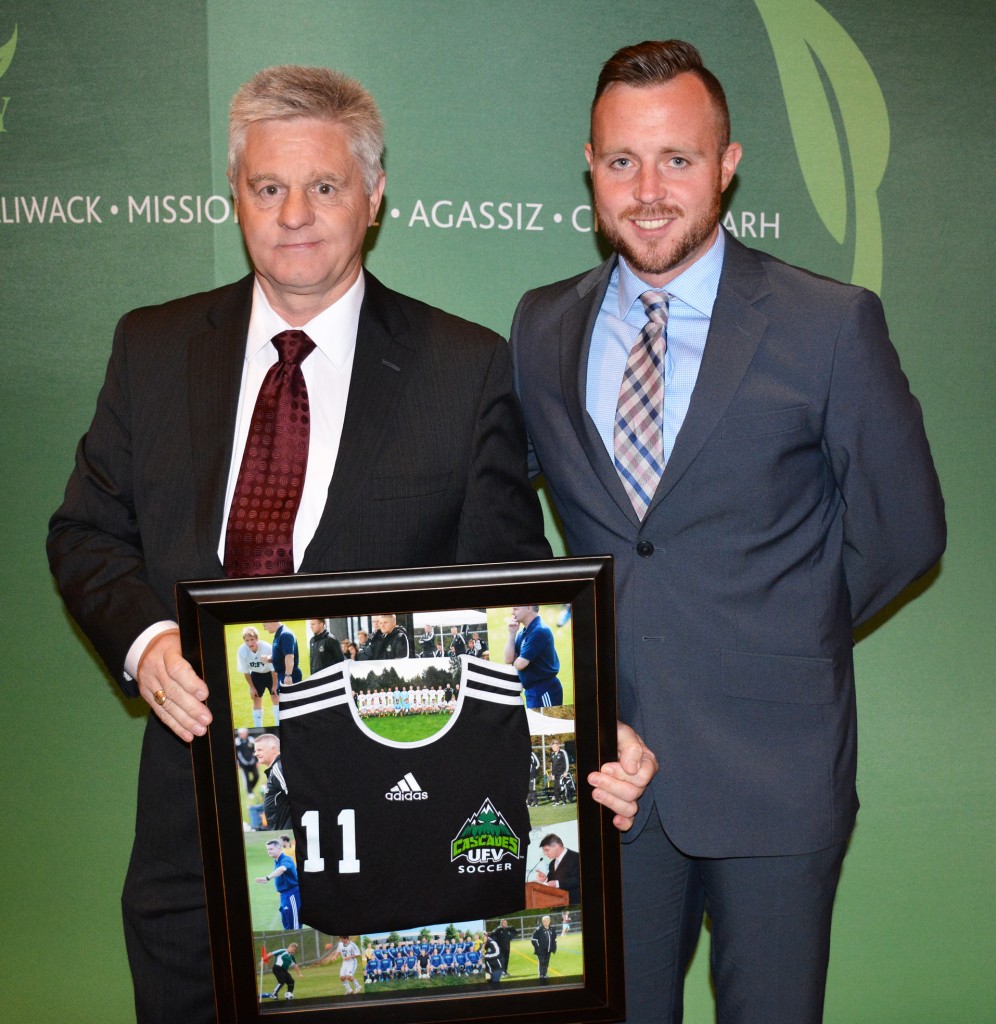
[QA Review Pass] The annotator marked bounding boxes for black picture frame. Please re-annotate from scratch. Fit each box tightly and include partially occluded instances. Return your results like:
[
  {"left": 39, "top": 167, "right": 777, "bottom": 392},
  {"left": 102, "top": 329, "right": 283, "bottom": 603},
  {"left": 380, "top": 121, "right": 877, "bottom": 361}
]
[{"left": 177, "top": 556, "right": 623, "bottom": 1023}]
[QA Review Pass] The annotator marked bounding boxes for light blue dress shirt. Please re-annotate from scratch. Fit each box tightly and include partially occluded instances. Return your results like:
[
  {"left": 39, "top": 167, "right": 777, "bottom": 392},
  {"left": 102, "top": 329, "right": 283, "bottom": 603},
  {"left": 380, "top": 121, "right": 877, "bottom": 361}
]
[{"left": 586, "top": 230, "right": 726, "bottom": 465}]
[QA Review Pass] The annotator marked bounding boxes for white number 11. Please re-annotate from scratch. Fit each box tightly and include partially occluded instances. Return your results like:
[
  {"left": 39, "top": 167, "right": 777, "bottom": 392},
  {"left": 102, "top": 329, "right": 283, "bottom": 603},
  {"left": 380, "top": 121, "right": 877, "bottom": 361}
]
[{"left": 300, "top": 809, "right": 360, "bottom": 874}]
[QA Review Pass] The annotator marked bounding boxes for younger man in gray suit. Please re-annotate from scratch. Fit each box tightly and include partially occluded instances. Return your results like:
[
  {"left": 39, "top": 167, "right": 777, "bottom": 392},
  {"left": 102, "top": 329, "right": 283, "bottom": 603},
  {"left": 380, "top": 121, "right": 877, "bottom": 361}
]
[{"left": 511, "top": 40, "right": 945, "bottom": 1024}]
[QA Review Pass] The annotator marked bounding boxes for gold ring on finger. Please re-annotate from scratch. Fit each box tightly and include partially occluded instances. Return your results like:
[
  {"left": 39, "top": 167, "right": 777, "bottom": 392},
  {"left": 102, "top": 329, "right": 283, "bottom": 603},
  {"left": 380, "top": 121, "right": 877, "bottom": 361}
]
[{"left": 153, "top": 689, "right": 168, "bottom": 707}]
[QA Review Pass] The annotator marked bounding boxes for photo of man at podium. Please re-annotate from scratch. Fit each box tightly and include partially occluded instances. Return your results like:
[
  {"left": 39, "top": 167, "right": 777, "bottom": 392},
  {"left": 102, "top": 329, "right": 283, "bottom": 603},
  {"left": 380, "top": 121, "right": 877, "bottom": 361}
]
[{"left": 525, "top": 832, "right": 581, "bottom": 908}]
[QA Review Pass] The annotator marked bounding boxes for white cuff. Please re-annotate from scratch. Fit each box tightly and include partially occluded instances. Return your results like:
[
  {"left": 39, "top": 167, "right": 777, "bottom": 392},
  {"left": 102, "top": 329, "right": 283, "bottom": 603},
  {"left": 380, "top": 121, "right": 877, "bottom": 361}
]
[{"left": 123, "top": 620, "right": 181, "bottom": 681}]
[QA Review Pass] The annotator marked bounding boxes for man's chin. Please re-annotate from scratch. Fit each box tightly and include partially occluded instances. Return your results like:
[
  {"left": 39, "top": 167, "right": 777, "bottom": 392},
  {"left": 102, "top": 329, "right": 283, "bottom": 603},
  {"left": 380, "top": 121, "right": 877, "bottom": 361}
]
[
  {"left": 612, "top": 226, "right": 719, "bottom": 283},
  {"left": 615, "top": 239, "right": 682, "bottom": 280}
]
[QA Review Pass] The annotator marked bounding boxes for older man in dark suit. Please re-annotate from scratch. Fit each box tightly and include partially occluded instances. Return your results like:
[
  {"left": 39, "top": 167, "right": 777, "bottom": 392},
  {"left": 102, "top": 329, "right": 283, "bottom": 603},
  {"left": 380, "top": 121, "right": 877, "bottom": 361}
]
[
  {"left": 46, "top": 65, "right": 566, "bottom": 1024},
  {"left": 511, "top": 40, "right": 945, "bottom": 1024}
]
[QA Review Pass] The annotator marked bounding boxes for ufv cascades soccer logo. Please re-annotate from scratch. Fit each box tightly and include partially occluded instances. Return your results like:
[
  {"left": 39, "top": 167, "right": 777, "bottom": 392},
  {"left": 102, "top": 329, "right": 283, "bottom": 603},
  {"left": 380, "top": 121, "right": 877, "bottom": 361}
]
[{"left": 450, "top": 799, "right": 521, "bottom": 874}]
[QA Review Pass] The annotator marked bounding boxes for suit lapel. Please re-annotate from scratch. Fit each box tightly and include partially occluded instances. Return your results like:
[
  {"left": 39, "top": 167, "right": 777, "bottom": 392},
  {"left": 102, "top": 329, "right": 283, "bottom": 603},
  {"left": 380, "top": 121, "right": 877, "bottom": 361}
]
[
  {"left": 300, "top": 273, "right": 415, "bottom": 570},
  {"left": 559, "top": 258, "right": 643, "bottom": 524},
  {"left": 647, "top": 237, "right": 771, "bottom": 510},
  {"left": 188, "top": 275, "right": 254, "bottom": 575}
]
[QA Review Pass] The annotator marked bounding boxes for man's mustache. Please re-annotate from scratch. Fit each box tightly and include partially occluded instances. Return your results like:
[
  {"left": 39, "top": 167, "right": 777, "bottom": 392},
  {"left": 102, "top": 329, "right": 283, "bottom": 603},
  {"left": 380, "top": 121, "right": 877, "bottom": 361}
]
[{"left": 619, "top": 204, "right": 684, "bottom": 220}]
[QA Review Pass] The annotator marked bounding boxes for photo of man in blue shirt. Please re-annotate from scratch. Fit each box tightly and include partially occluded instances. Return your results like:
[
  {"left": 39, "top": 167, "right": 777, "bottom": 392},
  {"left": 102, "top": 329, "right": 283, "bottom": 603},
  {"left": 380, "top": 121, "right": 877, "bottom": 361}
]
[{"left": 504, "top": 605, "right": 563, "bottom": 708}]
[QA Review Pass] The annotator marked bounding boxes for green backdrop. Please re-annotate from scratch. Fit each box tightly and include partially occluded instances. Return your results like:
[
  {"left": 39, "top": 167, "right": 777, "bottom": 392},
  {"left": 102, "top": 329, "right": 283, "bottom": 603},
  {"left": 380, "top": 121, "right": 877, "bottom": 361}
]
[{"left": 2, "top": 1, "right": 992, "bottom": 1021}]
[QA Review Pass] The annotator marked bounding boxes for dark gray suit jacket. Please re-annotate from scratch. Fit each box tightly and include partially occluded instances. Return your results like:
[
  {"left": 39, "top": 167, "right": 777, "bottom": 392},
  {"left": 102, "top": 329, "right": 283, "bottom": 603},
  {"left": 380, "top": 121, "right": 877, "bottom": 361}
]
[
  {"left": 48, "top": 271, "right": 549, "bottom": 872},
  {"left": 510, "top": 235, "right": 945, "bottom": 858}
]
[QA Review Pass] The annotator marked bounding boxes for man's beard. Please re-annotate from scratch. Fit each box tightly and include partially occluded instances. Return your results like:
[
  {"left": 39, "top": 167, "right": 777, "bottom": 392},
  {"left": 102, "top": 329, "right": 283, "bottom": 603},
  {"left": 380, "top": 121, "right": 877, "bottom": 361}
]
[{"left": 595, "top": 192, "right": 722, "bottom": 279}]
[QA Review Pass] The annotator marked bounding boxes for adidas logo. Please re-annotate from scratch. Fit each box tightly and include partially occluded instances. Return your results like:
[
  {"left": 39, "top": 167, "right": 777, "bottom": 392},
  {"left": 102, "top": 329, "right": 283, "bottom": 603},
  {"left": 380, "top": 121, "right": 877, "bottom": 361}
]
[{"left": 385, "top": 772, "right": 429, "bottom": 801}]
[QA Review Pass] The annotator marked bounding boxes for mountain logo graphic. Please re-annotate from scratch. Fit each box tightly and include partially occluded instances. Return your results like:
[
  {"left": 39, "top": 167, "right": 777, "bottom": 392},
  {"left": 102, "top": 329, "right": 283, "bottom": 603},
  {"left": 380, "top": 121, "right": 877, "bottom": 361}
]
[{"left": 450, "top": 798, "right": 521, "bottom": 863}]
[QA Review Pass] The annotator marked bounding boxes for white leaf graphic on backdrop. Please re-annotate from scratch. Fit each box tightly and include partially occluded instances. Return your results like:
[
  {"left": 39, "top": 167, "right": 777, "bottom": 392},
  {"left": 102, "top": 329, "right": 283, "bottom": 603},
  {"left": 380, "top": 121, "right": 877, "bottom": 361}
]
[
  {"left": 754, "top": 0, "right": 889, "bottom": 291},
  {"left": 0, "top": 24, "right": 17, "bottom": 80}
]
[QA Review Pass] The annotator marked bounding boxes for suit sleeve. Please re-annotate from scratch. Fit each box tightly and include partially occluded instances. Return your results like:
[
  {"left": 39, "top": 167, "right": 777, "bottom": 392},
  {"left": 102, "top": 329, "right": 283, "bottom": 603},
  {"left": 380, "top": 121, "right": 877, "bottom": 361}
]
[
  {"left": 454, "top": 337, "right": 551, "bottom": 563},
  {"left": 47, "top": 315, "right": 171, "bottom": 696},
  {"left": 823, "top": 288, "right": 946, "bottom": 626},
  {"left": 508, "top": 292, "right": 545, "bottom": 481}
]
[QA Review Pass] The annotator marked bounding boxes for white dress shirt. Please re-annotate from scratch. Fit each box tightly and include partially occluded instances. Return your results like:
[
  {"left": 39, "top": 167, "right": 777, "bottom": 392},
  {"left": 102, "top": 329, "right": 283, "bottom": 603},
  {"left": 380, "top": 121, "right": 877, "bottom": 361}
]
[{"left": 124, "top": 271, "right": 365, "bottom": 680}]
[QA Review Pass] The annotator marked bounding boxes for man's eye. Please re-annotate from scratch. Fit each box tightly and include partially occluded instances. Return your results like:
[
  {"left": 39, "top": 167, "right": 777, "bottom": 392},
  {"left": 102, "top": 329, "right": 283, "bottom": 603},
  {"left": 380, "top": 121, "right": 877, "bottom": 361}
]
[
  {"left": 260, "top": 185, "right": 280, "bottom": 197},
  {"left": 316, "top": 183, "right": 335, "bottom": 195}
]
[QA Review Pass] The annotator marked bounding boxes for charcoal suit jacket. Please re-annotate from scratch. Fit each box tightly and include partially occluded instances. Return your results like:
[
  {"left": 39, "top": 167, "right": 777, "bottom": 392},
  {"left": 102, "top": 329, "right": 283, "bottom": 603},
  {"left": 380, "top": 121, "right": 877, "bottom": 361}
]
[
  {"left": 48, "top": 270, "right": 550, "bottom": 872},
  {"left": 509, "top": 234, "right": 945, "bottom": 857}
]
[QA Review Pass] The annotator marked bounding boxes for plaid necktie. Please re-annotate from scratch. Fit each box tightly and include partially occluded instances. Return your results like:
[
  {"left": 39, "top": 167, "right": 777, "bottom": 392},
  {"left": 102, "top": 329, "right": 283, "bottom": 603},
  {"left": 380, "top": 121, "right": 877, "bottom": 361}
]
[
  {"left": 613, "top": 290, "right": 669, "bottom": 518},
  {"left": 224, "top": 329, "right": 315, "bottom": 577}
]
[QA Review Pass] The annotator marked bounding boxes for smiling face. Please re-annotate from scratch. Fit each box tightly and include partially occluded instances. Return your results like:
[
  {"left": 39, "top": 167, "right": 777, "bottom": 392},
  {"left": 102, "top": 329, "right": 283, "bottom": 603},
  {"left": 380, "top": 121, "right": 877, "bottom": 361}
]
[
  {"left": 586, "top": 74, "right": 741, "bottom": 287},
  {"left": 233, "top": 116, "right": 385, "bottom": 324},
  {"left": 254, "top": 736, "right": 278, "bottom": 767}
]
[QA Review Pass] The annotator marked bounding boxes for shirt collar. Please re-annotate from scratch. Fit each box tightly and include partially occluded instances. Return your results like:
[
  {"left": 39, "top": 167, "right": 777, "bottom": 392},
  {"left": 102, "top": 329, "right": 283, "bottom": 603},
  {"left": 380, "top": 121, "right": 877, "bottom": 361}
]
[
  {"left": 616, "top": 228, "right": 726, "bottom": 319},
  {"left": 247, "top": 270, "right": 366, "bottom": 369}
]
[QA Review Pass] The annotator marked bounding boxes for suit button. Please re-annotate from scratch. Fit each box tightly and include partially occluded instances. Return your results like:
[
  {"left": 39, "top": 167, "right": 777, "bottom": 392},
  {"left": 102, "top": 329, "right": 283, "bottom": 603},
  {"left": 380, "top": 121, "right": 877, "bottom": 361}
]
[{"left": 636, "top": 541, "right": 654, "bottom": 557}]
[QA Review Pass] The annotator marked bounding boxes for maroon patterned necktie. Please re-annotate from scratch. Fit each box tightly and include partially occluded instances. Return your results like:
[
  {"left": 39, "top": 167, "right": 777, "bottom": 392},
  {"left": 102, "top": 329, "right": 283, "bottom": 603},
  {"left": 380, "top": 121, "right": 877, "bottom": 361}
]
[
  {"left": 613, "top": 290, "right": 669, "bottom": 519},
  {"left": 223, "top": 329, "right": 315, "bottom": 577}
]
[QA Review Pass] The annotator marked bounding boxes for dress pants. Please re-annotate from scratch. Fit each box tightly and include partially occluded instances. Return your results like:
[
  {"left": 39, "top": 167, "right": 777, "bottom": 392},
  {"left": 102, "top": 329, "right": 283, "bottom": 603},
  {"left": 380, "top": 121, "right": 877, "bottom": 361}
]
[
  {"left": 121, "top": 715, "right": 216, "bottom": 1023},
  {"left": 122, "top": 841, "right": 215, "bottom": 1024},
  {"left": 622, "top": 805, "right": 848, "bottom": 1024}
]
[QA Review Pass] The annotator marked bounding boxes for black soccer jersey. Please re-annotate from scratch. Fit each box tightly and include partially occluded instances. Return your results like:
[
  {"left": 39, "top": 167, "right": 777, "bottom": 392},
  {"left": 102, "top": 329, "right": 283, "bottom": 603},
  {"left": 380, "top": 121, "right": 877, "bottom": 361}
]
[{"left": 278, "top": 656, "right": 531, "bottom": 935}]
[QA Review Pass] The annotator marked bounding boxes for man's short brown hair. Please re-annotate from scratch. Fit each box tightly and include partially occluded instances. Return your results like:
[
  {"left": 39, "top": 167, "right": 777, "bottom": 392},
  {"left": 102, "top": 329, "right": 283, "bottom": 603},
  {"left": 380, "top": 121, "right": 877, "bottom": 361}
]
[{"left": 591, "top": 39, "right": 731, "bottom": 150}]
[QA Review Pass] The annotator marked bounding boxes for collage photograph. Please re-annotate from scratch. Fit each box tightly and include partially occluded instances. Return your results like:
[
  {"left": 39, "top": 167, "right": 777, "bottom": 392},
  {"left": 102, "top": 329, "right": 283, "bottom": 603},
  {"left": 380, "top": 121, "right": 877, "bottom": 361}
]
[{"left": 223, "top": 605, "right": 586, "bottom": 1007}]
